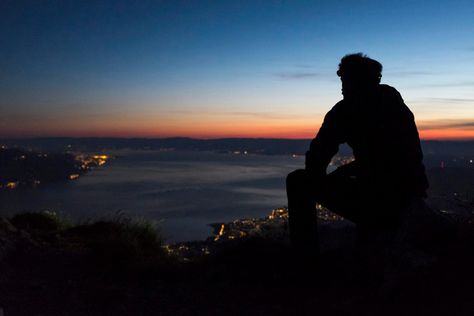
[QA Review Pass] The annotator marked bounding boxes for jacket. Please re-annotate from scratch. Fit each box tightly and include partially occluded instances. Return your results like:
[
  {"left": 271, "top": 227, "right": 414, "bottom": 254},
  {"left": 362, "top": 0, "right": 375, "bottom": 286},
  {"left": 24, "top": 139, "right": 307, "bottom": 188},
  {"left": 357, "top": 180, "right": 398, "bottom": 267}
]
[{"left": 306, "top": 84, "right": 429, "bottom": 198}]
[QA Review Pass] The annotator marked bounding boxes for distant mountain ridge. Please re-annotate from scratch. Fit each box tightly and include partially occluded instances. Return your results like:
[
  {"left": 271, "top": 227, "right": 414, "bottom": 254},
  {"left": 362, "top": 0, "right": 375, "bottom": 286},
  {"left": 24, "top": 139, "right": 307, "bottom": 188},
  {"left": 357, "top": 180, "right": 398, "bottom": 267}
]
[
  {"left": 2, "top": 137, "right": 474, "bottom": 157},
  {"left": 1, "top": 137, "right": 315, "bottom": 155}
]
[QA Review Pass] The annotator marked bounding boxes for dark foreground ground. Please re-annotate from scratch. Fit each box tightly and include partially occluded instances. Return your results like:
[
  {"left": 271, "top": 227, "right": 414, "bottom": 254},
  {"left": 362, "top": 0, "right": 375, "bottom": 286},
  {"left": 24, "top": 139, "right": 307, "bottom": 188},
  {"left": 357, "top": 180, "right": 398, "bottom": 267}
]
[{"left": 1, "top": 210, "right": 474, "bottom": 316}]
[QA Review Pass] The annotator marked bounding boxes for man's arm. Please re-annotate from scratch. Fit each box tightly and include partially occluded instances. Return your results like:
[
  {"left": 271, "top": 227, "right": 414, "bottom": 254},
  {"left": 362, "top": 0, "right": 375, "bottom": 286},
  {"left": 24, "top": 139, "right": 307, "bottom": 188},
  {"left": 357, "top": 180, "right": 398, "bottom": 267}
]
[{"left": 305, "top": 103, "right": 346, "bottom": 177}]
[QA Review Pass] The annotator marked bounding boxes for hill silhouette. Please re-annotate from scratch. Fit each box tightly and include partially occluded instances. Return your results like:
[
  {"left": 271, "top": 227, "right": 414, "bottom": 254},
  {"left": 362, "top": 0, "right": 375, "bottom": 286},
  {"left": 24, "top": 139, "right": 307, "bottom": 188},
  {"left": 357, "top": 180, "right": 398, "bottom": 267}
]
[{"left": 1, "top": 203, "right": 473, "bottom": 316}]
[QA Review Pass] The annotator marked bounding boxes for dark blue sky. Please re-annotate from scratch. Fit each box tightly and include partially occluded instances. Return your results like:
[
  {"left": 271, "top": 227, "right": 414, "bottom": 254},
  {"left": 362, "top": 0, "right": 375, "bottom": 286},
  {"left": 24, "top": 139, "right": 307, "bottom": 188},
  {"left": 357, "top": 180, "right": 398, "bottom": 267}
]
[{"left": 1, "top": 1, "right": 474, "bottom": 138}]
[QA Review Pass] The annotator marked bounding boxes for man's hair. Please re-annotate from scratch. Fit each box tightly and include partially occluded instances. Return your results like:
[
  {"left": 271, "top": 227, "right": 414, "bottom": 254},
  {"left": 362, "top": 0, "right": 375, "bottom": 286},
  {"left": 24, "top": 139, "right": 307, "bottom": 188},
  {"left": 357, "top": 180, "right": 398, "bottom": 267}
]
[{"left": 337, "top": 53, "right": 382, "bottom": 84}]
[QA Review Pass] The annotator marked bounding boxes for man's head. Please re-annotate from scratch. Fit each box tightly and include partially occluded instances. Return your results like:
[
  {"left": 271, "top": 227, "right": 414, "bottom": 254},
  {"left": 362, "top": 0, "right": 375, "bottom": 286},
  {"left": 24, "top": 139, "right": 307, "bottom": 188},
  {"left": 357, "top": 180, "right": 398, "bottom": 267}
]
[{"left": 337, "top": 53, "right": 382, "bottom": 97}]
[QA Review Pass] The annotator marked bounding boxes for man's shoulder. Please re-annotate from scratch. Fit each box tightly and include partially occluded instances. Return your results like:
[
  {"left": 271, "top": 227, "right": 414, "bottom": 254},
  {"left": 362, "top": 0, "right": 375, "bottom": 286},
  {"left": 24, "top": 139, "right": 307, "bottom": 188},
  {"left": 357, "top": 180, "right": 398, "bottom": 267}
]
[
  {"left": 323, "top": 100, "right": 349, "bottom": 123},
  {"left": 379, "top": 83, "right": 396, "bottom": 90},
  {"left": 379, "top": 84, "right": 403, "bottom": 100},
  {"left": 329, "top": 99, "right": 346, "bottom": 112}
]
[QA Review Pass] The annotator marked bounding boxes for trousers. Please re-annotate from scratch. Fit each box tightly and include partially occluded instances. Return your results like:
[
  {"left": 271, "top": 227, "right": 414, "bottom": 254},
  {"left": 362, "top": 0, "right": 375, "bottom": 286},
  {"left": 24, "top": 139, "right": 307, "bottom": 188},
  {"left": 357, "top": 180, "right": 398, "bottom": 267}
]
[{"left": 286, "top": 167, "right": 406, "bottom": 251}]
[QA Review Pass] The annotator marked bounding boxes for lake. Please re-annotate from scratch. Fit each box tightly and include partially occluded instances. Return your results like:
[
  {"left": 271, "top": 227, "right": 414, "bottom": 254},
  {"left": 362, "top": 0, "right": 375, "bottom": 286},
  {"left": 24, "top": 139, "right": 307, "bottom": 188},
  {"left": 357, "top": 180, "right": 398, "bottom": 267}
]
[{"left": 0, "top": 150, "right": 304, "bottom": 242}]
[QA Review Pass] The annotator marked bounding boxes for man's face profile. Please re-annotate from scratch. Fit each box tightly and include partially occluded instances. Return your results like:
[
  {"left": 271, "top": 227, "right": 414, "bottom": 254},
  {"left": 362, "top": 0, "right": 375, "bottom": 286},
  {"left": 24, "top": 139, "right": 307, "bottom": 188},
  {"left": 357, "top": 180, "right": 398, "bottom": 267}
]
[{"left": 339, "top": 75, "right": 357, "bottom": 98}]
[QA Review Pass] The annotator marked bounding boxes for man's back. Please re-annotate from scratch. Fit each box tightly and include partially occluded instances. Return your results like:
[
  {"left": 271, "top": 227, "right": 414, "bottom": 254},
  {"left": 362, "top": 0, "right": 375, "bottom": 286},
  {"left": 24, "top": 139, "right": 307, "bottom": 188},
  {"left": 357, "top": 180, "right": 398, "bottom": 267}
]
[{"left": 306, "top": 84, "right": 428, "bottom": 199}]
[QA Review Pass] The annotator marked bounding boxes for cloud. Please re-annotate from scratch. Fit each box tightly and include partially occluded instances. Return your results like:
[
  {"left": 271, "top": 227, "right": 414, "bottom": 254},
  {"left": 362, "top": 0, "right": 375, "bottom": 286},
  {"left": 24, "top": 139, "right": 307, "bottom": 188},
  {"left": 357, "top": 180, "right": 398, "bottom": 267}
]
[
  {"left": 152, "top": 110, "right": 295, "bottom": 120},
  {"left": 418, "top": 119, "right": 474, "bottom": 130},
  {"left": 273, "top": 72, "right": 321, "bottom": 80},
  {"left": 424, "top": 97, "right": 474, "bottom": 103},
  {"left": 416, "top": 81, "right": 474, "bottom": 88},
  {"left": 293, "top": 64, "right": 318, "bottom": 69},
  {"left": 385, "top": 71, "right": 437, "bottom": 77},
  {"left": 228, "top": 111, "right": 304, "bottom": 119}
]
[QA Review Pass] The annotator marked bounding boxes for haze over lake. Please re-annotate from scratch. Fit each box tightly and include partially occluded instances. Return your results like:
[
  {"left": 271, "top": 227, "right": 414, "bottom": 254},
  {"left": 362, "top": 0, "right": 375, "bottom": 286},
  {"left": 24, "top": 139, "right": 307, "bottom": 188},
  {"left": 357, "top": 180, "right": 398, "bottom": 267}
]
[{"left": 0, "top": 150, "right": 303, "bottom": 242}]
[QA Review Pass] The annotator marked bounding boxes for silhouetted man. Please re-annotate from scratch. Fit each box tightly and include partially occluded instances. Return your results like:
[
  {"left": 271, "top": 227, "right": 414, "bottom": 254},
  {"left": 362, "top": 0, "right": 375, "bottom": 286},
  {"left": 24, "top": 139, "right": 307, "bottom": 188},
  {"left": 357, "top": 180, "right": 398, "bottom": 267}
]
[{"left": 286, "top": 53, "right": 428, "bottom": 253}]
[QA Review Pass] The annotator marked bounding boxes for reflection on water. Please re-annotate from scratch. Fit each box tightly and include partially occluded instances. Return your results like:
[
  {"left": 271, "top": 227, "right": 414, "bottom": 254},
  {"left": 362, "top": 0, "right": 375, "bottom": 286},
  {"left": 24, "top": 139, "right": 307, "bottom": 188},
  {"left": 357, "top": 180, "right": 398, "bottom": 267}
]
[{"left": 0, "top": 150, "right": 303, "bottom": 242}]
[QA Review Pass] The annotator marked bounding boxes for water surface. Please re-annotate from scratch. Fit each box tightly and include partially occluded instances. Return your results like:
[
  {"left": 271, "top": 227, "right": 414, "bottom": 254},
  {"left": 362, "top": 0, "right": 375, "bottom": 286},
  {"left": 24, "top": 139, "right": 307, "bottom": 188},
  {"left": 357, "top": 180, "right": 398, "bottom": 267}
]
[{"left": 0, "top": 150, "right": 303, "bottom": 242}]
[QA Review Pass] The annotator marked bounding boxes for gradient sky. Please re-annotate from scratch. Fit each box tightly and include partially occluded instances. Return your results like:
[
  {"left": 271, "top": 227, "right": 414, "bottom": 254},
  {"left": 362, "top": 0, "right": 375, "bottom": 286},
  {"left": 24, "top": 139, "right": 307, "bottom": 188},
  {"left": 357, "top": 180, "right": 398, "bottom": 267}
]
[{"left": 1, "top": 0, "right": 474, "bottom": 139}]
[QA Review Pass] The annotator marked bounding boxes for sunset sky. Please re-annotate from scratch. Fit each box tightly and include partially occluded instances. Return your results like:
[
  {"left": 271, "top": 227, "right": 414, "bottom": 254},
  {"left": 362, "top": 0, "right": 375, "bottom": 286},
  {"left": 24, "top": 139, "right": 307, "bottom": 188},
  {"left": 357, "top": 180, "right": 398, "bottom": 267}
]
[{"left": 1, "top": 1, "right": 474, "bottom": 139}]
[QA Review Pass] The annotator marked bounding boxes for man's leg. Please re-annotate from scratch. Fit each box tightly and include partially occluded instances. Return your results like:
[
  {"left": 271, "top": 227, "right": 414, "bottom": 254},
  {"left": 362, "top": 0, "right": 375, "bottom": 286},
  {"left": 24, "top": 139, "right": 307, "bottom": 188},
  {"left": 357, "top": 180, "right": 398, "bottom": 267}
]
[
  {"left": 319, "top": 170, "right": 403, "bottom": 250},
  {"left": 286, "top": 169, "right": 319, "bottom": 254},
  {"left": 286, "top": 168, "right": 367, "bottom": 254}
]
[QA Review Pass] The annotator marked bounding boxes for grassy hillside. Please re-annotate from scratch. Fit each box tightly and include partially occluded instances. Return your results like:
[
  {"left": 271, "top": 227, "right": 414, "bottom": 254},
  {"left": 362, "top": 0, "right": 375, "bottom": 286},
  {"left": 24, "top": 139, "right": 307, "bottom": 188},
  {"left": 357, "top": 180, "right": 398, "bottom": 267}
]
[{"left": 0, "top": 209, "right": 473, "bottom": 315}]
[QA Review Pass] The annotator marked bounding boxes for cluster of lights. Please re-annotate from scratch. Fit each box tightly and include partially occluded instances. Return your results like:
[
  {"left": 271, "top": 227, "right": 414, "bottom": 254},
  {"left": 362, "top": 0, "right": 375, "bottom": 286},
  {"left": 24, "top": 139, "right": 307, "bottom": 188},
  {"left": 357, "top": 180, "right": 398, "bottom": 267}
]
[
  {"left": 164, "top": 206, "right": 346, "bottom": 261},
  {"left": 78, "top": 154, "right": 109, "bottom": 170},
  {"left": 3, "top": 181, "right": 18, "bottom": 189},
  {"left": 232, "top": 150, "right": 248, "bottom": 155},
  {"left": 1, "top": 151, "right": 111, "bottom": 189}
]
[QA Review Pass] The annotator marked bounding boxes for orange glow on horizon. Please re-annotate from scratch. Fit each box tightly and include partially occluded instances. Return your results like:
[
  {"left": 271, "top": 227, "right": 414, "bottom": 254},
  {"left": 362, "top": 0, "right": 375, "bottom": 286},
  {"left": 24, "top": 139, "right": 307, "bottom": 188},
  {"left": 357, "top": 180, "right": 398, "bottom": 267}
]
[
  {"left": 5, "top": 127, "right": 474, "bottom": 140},
  {"left": 0, "top": 118, "right": 320, "bottom": 139},
  {"left": 3, "top": 119, "right": 474, "bottom": 140},
  {"left": 4, "top": 106, "right": 474, "bottom": 140},
  {"left": 418, "top": 129, "right": 474, "bottom": 140}
]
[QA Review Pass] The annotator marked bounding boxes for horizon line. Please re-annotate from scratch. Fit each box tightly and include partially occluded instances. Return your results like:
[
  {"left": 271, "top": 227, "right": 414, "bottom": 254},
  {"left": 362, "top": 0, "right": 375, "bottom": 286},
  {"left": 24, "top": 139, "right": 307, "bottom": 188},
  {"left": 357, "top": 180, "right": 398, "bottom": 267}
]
[{"left": 3, "top": 135, "right": 474, "bottom": 142}]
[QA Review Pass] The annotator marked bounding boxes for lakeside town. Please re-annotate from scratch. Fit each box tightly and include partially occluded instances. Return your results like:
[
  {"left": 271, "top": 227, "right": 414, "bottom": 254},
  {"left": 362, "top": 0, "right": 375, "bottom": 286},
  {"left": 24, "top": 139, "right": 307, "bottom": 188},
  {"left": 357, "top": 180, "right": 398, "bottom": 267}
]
[
  {"left": 163, "top": 206, "right": 347, "bottom": 261},
  {"left": 0, "top": 146, "right": 110, "bottom": 190}
]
